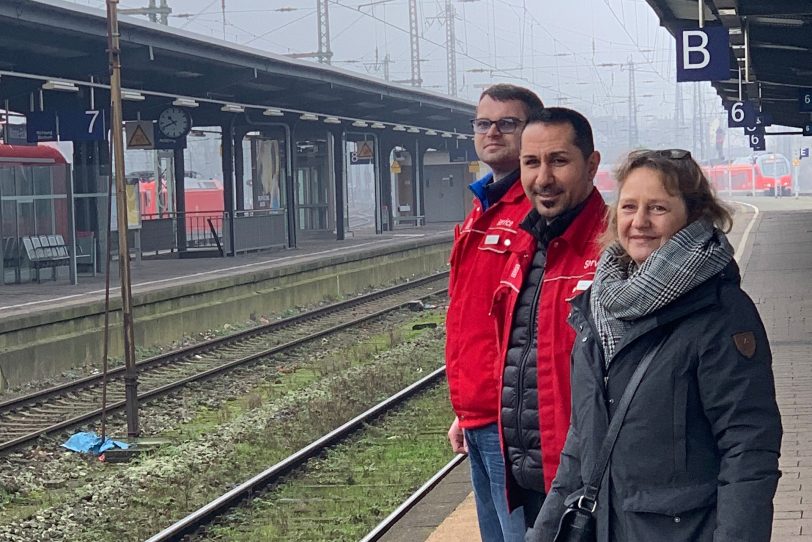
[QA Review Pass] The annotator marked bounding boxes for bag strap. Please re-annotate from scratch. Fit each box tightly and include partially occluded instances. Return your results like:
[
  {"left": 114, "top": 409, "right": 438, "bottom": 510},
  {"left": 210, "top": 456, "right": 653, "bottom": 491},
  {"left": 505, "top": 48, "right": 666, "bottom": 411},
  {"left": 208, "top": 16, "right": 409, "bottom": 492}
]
[{"left": 577, "top": 333, "right": 669, "bottom": 511}]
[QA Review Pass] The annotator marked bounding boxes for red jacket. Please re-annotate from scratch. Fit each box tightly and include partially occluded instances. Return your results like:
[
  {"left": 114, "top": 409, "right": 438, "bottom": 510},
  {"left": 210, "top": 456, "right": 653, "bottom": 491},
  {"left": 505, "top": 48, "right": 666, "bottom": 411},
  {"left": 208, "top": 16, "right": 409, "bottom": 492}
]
[
  {"left": 446, "top": 176, "right": 532, "bottom": 430},
  {"left": 491, "top": 188, "right": 606, "bottom": 496}
]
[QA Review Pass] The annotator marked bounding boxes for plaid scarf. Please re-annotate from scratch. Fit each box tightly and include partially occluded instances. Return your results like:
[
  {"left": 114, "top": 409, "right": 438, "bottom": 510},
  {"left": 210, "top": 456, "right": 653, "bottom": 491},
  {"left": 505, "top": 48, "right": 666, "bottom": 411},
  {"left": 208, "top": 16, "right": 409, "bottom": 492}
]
[{"left": 590, "top": 220, "right": 733, "bottom": 363}]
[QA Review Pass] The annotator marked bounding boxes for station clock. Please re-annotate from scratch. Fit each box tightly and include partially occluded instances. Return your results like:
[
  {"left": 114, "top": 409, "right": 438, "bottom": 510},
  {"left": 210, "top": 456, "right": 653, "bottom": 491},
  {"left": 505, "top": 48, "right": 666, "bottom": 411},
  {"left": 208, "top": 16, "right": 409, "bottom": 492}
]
[{"left": 156, "top": 106, "right": 192, "bottom": 139}]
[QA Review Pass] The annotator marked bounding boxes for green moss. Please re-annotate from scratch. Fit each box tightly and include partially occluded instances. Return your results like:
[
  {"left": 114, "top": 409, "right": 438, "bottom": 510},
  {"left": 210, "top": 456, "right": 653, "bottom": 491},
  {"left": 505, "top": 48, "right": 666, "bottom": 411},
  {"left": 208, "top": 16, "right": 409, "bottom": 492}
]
[{"left": 205, "top": 386, "right": 453, "bottom": 541}]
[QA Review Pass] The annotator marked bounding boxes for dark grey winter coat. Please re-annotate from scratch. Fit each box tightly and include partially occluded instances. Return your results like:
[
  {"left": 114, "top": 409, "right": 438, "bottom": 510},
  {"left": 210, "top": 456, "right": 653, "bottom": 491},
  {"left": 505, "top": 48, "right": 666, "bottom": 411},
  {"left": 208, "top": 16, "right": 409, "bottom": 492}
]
[{"left": 529, "top": 261, "right": 782, "bottom": 542}]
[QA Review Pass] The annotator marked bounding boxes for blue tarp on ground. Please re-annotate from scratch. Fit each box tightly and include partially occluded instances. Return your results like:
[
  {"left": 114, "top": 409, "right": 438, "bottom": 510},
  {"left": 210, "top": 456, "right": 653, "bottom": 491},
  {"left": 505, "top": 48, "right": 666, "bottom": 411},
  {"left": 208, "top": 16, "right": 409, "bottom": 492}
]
[{"left": 62, "top": 431, "right": 128, "bottom": 455}]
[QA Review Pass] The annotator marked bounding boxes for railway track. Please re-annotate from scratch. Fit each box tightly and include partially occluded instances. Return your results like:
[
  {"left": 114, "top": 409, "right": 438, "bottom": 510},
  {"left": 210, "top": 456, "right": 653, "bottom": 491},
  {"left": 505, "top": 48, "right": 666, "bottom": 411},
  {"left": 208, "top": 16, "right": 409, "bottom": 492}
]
[
  {"left": 0, "top": 272, "right": 448, "bottom": 453},
  {"left": 145, "top": 366, "right": 448, "bottom": 542}
]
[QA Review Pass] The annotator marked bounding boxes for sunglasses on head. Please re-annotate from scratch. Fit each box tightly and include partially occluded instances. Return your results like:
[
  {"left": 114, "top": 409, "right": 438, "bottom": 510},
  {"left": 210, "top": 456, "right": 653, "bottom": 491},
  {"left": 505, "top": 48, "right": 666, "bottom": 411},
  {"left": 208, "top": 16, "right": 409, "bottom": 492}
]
[{"left": 633, "top": 148, "right": 691, "bottom": 160}]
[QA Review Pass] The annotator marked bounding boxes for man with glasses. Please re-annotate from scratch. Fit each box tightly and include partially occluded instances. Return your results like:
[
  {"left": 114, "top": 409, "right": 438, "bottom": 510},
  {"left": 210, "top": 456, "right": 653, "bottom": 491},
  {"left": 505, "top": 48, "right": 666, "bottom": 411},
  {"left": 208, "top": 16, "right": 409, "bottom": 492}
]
[
  {"left": 446, "top": 83, "right": 543, "bottom": 542},
  {"left": 491, "top": 107, "right": 606, "bottom": 531}
]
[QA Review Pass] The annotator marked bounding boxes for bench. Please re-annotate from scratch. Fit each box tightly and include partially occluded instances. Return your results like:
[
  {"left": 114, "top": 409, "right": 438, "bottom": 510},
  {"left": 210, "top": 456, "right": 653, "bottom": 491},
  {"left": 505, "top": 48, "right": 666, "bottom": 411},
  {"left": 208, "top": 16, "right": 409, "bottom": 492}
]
[
  {"left": 21, "top": 235, "right": 70, "bottom": 282},
  {"left": 392, "top": 215, "right": 425, "bottom": 227},
  {"left": 75, "top": 235, "right": 97, "bottom": 276},
  {"left": 2, "top": 237, "right": 23, "bottom": 283}
]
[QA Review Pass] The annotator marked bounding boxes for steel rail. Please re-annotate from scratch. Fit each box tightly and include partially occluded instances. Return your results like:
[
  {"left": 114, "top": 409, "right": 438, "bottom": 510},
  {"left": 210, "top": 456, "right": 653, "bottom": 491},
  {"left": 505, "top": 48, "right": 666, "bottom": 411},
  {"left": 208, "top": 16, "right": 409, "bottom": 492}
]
[
  {"left": 0, "top": 271, "right": 447, "bottom": 414},
  {"left": 359, "top": 453, "right": 467, "bottom": 542},
  {"left": 145, "top": 366, "right": 447, "bottom": 542},
  {"left": 0, "top": 274, "right": 448, "bottom": 453}
]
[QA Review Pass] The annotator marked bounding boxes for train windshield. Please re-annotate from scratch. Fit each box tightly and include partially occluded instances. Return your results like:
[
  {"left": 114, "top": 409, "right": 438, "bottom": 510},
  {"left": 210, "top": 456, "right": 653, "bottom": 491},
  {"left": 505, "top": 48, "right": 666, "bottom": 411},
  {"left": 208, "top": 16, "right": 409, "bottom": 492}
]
[{"left": 757, "top": 156, "right": 790, "bottom": 177}]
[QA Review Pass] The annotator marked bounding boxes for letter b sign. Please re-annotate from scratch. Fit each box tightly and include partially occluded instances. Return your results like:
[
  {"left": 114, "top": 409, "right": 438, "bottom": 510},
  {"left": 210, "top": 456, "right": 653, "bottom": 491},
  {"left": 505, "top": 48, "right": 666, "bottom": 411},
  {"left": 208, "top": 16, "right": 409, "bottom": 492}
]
[{"left": 676, "top": 26, "right": 730, "bottom": 82}]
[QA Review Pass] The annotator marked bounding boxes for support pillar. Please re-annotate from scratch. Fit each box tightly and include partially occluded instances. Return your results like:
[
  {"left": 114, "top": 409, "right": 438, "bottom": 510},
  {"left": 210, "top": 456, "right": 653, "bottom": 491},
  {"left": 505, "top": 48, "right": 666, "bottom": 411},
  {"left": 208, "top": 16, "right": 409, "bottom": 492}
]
[
  {"left": 221, "top": 123, "right": 236, "bottom": 256},
  {"left": 330, "top": 128, "right": 345, "bottom": 241},
  {"left": 173, "top": 146, "right": 187, "bottom": 253}
]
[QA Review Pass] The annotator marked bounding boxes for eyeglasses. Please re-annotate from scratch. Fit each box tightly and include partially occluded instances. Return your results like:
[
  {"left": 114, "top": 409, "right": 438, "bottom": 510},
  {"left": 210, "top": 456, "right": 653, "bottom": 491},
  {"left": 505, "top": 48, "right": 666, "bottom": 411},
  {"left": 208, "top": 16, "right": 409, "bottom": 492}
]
[{"left": 470, "top": 117, "right": 525, "bottom": 134}]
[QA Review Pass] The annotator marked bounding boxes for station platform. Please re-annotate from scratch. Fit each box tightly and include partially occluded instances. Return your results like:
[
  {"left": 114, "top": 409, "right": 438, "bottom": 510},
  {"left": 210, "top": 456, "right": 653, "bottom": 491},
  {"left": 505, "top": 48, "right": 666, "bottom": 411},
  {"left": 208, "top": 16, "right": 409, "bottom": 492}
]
[
  {"left": 0, "top": 224, "right": 453, "bottom": 318},
  {"left": 0, "top": 224, "right": 454, "bottom": 389},
  {"left": 400, "top": 197, "right": 812, "bottom": 542}
]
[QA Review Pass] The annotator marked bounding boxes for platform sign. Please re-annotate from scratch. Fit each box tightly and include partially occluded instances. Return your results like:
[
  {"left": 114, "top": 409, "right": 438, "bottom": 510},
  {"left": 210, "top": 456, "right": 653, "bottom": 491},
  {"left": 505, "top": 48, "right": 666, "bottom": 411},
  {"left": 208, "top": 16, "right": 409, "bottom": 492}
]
[
  {"left": 746, "top": 126, "right": 765, "bottom": 151},
  {"left": 3, "top": 124, "right": 31, "bottom": 146},
  {"left": 58, "top": 109, "right": 107, "bottom": 142},
  {"left": 25, "top": 111, "right": 57, "bottom": 142},
  {"left": 800, "top": 89, "right": 812, "bottom": 112},
  {"left": 805, "top": 123, "right": 812, "bottom": 137},
  {"left": 676, "top": 26, "right": 730, "bottom": 82},
  {"left": 801, "top": 147, "right": 810, "bottom": 159},
  {"left": 727, "top": 101, "right": 756, "bottom": 128}
]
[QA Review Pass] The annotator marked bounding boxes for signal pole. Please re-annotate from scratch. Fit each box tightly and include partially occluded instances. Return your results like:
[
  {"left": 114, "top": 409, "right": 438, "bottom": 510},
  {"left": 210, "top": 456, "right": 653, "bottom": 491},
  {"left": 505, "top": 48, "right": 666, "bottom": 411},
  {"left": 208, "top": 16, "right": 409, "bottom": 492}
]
[
  {"left": 408, "top": 0, "right": 423, "bottom": 87},
  {"left": 625, "top": 59, "right": 638, "bottom": 148},
  {"left": 106, "top": 0, "right": 139, "bottom": 437},
  {"left": 316, "top": 0, "right": 333, "bottom": 64},
  {"left": 444, "top": 0, "right": 457, "bottom": 96}
]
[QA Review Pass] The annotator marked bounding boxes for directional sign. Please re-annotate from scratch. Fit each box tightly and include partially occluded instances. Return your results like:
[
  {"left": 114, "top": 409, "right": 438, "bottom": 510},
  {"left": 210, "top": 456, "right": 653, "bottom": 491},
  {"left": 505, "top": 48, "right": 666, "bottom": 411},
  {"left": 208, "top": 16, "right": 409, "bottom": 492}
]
[
  {"left": 800, "top": 89, "right": 812, "bottom": 112},
  {"left": 25, "top": 111, "right": 57, "bottom": 142},
  {"left": 727, "top": 101, "right": 756, "bottom": 128},
  {"left": 3, "top": 124, "right": 31, "bottom": 146},
  {"left": 676, "top": 26, "right": 730, "bottom": 82},
  {"left": 125, "top": 121, "right": 155, "bottom": 150},
  {"left": 58, "top": 109, "right": 107, "bottom": 142}
]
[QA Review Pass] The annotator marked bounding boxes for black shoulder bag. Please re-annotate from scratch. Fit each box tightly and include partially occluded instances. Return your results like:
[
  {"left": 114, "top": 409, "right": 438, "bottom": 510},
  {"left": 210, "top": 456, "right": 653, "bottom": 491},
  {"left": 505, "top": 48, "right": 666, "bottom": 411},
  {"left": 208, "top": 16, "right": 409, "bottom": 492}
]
[{"left": 553, "top": 335, "right": 668, "bottom": 542}]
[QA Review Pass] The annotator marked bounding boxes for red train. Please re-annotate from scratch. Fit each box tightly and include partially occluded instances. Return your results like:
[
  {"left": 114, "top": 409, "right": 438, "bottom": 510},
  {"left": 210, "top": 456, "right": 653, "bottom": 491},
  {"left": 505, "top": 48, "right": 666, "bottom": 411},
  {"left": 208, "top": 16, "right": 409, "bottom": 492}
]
[
  {"left": 594, "top": 153, "right": 792, "bottom": 197},
  {"left": 705, "top": 154, "right": 792, "bottom": 196}
]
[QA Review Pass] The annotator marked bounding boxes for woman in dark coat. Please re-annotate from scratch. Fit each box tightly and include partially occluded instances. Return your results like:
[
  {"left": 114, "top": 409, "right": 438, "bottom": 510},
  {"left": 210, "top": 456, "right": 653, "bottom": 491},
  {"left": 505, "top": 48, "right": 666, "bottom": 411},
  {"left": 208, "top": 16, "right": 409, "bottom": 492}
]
[{"left": 528, "top": 149, "right": 782, "bottom": 542}]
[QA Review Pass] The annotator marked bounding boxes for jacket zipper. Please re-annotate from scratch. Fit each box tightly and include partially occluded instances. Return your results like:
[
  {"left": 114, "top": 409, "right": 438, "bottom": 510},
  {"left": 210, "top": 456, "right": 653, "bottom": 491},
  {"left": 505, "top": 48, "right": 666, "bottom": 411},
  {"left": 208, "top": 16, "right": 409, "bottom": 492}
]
[{"left": 517, "top": 258, "right": 544, "bottom": 459}]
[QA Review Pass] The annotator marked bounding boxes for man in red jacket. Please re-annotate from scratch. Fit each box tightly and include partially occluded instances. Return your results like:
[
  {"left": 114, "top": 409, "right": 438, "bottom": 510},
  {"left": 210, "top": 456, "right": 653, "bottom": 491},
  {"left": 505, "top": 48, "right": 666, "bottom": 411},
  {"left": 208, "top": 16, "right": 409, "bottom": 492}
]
[
  {"left": 446, "top": 84, "right": 543, "bottom": 542},
  {"left": 491, "top": 107, "right": 606, "bottom": 529}
]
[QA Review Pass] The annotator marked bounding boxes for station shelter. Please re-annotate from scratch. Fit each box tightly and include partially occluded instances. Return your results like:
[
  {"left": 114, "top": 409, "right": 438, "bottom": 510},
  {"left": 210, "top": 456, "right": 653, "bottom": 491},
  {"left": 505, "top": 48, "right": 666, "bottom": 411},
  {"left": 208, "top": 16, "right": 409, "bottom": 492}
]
[{"left": 0, "top": 1, "right": 479, "bottom": 284}]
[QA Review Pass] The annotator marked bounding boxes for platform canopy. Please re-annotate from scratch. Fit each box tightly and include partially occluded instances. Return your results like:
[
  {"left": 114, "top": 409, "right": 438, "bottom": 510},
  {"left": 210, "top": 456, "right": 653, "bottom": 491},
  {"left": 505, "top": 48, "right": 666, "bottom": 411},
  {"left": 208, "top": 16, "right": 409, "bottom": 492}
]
[
  {"left": 645, "top": 0, "right": 812, "bottom": 129},
  {"left": 0, "top": 0, "right": 475, "bottom": 133}
]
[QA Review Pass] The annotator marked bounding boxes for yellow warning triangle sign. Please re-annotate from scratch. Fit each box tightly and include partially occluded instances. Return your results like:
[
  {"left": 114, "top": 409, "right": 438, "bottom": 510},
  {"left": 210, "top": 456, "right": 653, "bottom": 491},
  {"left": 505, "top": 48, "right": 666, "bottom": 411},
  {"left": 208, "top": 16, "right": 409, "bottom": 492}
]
[
  {"left": 128, "top": 124, "right": 152, "bottom": 148},
  {"left": 357, "top": 141, "right": 374, "bottom": 159}
]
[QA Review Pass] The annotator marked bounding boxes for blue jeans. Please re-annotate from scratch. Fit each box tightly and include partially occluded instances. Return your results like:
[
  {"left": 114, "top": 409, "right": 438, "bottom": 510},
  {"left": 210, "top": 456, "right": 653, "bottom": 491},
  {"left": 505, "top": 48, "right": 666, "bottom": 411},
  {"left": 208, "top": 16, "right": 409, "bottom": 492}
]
[{"left": 465, "top": 423, "right": 526, "bottom": 542}]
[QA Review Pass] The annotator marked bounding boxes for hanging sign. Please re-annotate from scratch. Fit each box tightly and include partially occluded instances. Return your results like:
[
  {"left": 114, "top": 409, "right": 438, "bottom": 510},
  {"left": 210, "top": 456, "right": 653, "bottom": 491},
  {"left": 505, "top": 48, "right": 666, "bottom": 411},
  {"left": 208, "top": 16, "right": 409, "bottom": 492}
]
[
  {"left": 58, "top": 109, "right": 107, "bottom": 142},
  {"left": 727, "top": 101, "right": 756, "bottom": 128},
  {"left": 799, "top": 89, "right": 812, "bottom": 112},
  {"left": 676, "top": 26, "right": 730, "bottom": 82},
  {"left": 25, "top": 112, "right": 57, "bottom": 142}
]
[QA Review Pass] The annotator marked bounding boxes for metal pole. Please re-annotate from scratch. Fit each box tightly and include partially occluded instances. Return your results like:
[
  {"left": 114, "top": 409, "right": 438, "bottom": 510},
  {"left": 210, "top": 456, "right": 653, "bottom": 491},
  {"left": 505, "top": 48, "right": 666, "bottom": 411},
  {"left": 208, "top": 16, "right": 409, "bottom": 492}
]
[
  {"left": 698, "top": 0, "right": 704, "bottom": 28},
  {"left": 744, "top": 19, "right": 750, "bottom": 83},
  {"left": 106, "top": 0, "right": 139, "bottom": 437}
]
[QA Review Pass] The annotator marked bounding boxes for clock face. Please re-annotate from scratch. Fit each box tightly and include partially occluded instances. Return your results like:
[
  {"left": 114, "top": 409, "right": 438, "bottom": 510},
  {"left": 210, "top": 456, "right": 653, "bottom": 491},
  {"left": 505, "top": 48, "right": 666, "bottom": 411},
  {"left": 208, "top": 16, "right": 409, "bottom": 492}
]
[{"left": 157, "top": 107, "right": 191, "bottom": 139}]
